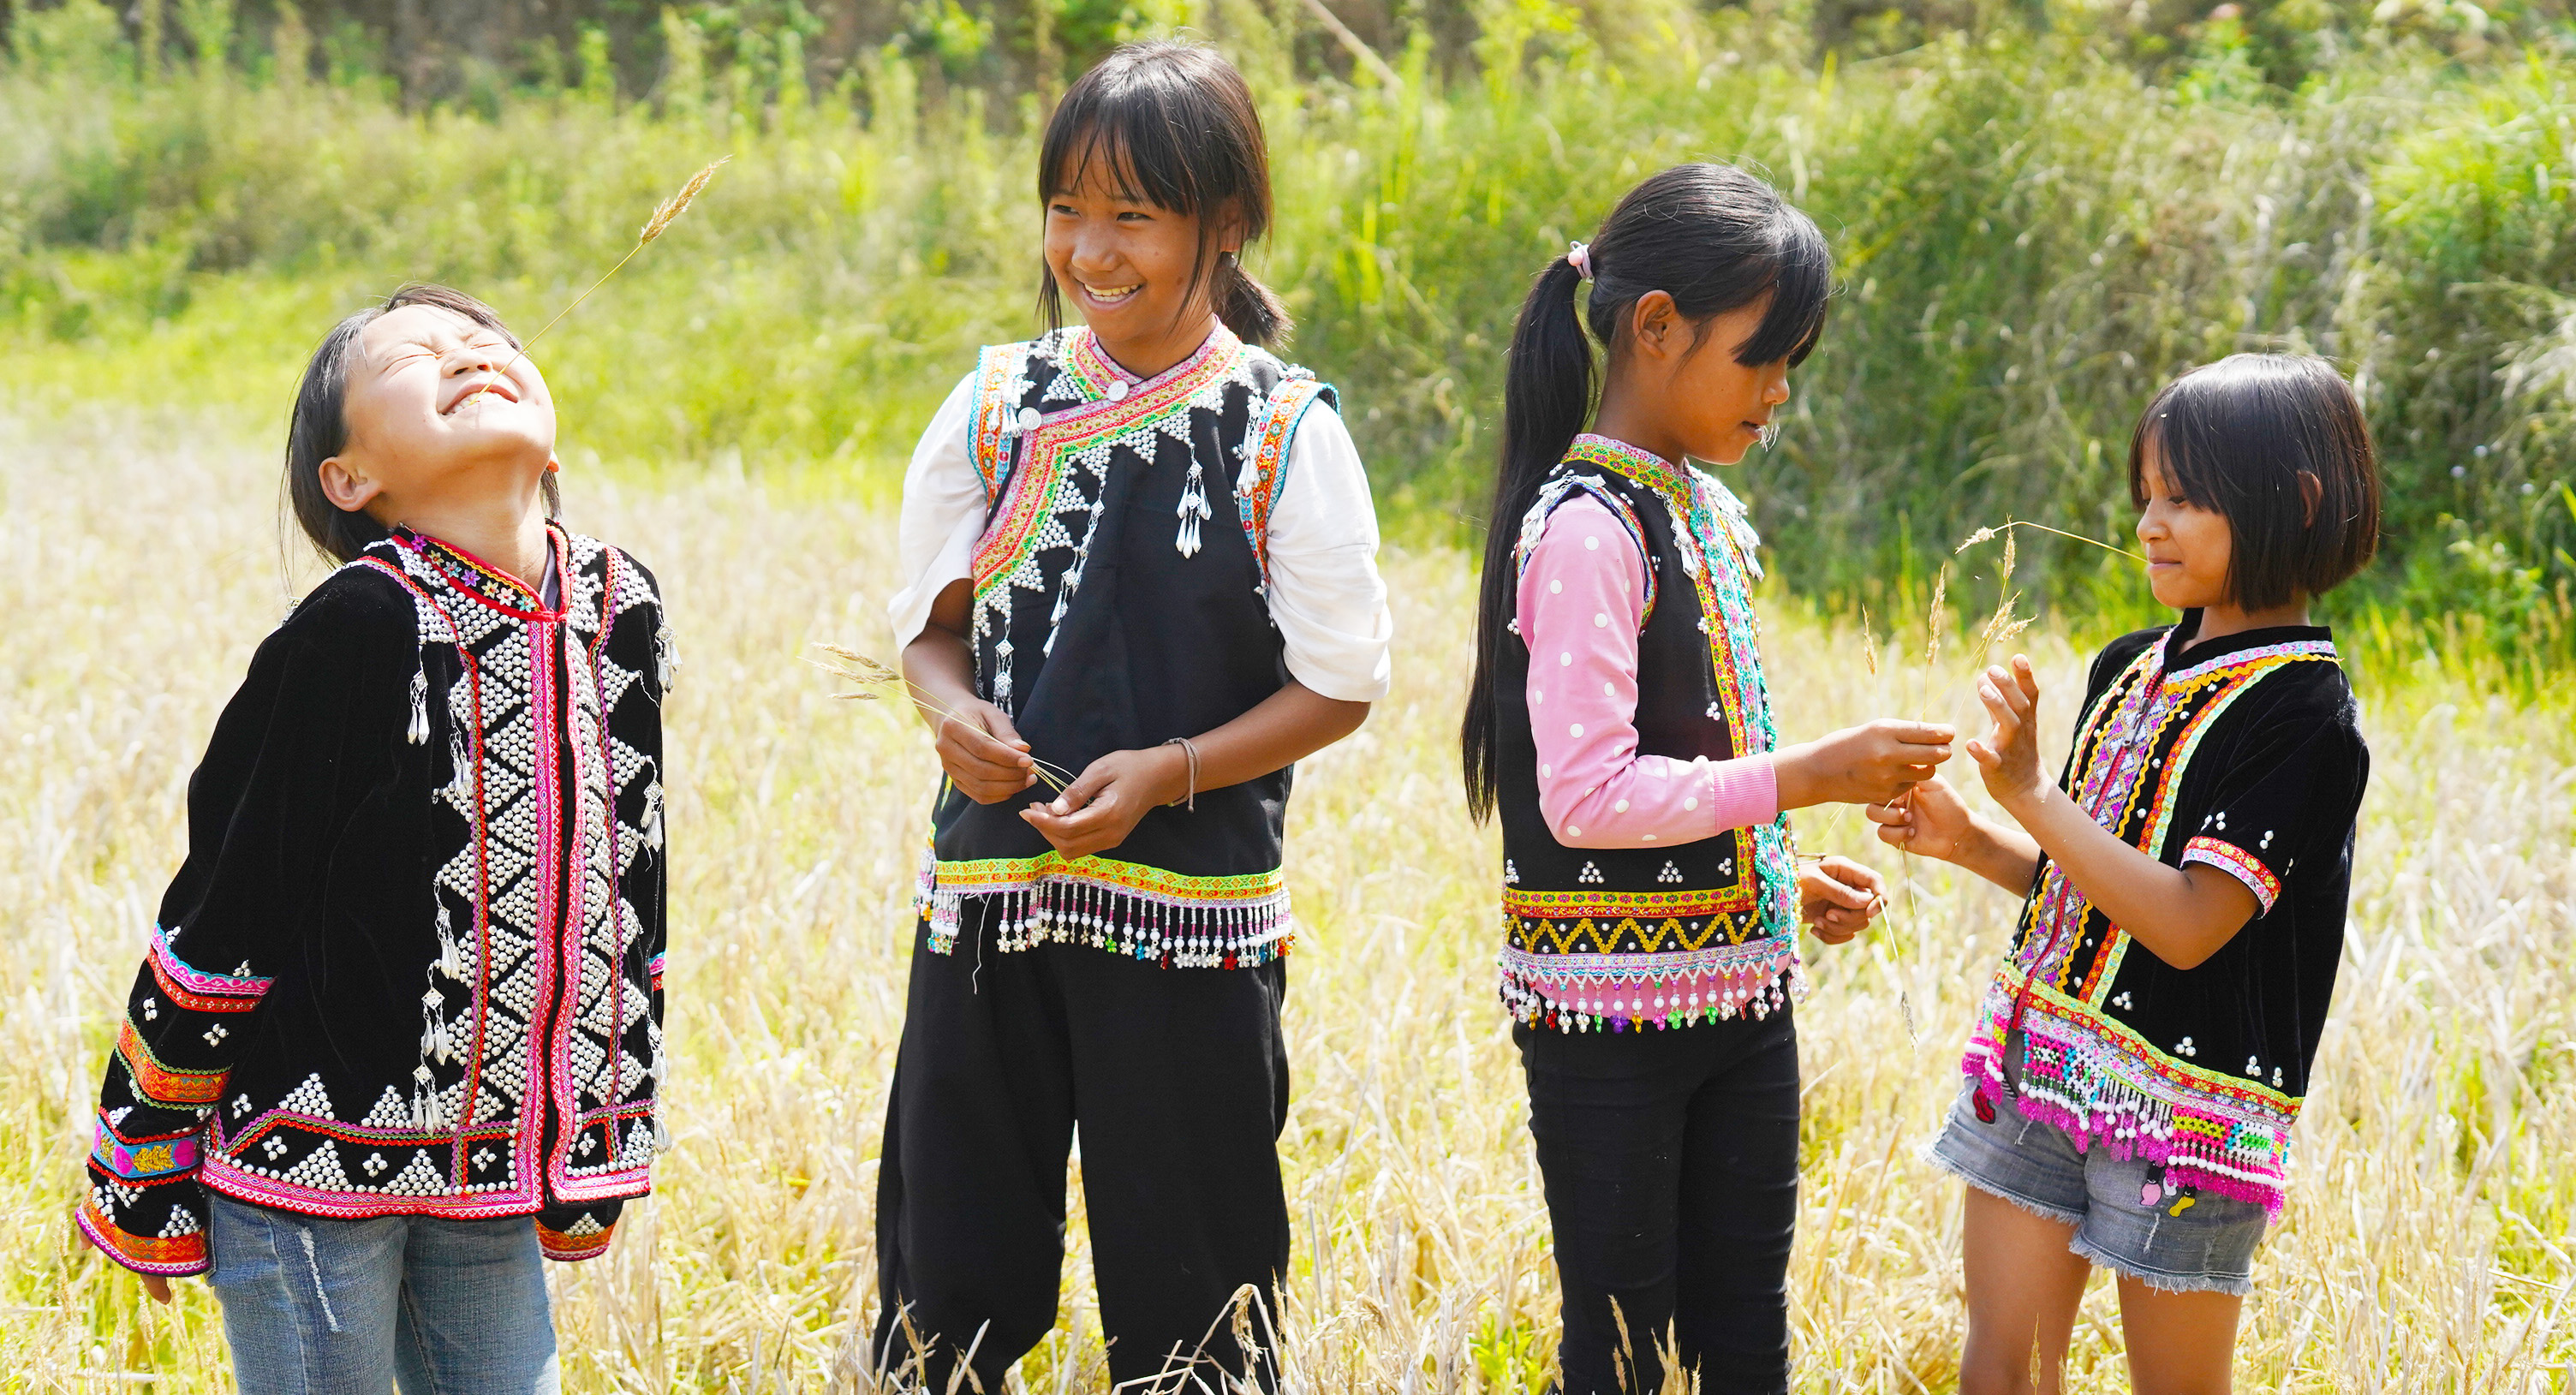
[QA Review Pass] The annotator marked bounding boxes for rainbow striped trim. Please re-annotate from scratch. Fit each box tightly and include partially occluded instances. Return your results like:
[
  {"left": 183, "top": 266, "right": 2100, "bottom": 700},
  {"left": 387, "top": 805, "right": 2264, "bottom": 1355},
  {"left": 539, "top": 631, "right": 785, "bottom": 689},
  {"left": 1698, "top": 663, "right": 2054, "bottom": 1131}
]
[
  {"left": 535, "top": 1215, "right": 617, "bottom": 1261},
  {"left": 2181, "top": 836, "right": 2281, "bottom": 914},
  {"left": 1503, "top": 885, "right": 1759, "bottom": 921},
  {"left": 933, "top": 851, "right": 1285, "bottom": 904}
]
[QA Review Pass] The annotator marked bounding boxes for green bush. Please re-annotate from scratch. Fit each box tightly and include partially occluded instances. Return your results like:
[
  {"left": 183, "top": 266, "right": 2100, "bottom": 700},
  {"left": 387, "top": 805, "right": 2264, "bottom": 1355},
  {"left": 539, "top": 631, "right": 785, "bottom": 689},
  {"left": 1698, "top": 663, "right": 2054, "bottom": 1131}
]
[{"left": 4, "top": 0, "right": 2573, "bottom": 670}]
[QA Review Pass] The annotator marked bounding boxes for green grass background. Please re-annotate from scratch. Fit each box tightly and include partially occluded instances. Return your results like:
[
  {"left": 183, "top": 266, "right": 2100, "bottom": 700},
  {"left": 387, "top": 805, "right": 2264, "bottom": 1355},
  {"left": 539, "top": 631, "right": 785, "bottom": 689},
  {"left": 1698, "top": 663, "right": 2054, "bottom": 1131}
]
[{"left": 7, "top": 0, "right": 2576, "bottom": 674}]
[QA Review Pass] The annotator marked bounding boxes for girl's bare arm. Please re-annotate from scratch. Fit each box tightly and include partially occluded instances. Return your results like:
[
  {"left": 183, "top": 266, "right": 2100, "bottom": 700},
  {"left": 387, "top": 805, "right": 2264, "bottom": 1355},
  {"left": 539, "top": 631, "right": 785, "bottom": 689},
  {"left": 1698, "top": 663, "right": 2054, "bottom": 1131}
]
[{"left": 1971, "top": 657, "right": 2257, "bottom": 970}]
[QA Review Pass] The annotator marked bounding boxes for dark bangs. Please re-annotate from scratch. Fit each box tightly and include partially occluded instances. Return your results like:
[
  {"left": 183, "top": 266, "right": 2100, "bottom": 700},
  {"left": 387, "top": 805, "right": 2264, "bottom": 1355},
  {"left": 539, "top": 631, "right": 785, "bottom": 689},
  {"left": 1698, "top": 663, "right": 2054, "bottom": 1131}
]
[
  {"left": 1733, "top": 206, "right": 1833, "bottom": 368},
  {"left": 1036, "top": 41, "right": 1278, "bottom": 341},
  {"left": 2126, "top": 353, "right": 2382, "bottom": 611}
]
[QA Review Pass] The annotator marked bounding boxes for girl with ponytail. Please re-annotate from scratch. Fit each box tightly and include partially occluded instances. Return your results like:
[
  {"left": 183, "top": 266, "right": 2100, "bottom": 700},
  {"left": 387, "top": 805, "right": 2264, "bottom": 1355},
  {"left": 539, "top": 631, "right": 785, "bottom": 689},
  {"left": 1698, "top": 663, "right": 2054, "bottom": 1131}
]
[
  {"left": 1461, "top": 164, "right": 1954, "bottom": 1393},
  {"left": 875, "top": 39, "right": 1391, "bottom": 1392}
]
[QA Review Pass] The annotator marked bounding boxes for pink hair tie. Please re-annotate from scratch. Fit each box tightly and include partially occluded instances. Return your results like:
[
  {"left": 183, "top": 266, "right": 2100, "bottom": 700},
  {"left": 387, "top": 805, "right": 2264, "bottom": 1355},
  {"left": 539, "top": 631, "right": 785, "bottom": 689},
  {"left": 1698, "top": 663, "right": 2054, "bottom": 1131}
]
[{"left": 1568, "top": 241, "right": 1595, "bottom": 282}]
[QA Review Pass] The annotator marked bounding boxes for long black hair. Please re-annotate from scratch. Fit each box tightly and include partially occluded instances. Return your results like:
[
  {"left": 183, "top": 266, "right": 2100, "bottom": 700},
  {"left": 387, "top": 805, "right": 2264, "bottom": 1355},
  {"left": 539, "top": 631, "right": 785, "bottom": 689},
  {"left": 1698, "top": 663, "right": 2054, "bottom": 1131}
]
[
  {"left": 284, "top": 283, "right": 557, "bottom": 563},
  {"left": 1036, "top": 40, "right": 1290, "bottom": 346},
  {"left": 1461, "top": 163, "right": 1832, "bottom": 820}
]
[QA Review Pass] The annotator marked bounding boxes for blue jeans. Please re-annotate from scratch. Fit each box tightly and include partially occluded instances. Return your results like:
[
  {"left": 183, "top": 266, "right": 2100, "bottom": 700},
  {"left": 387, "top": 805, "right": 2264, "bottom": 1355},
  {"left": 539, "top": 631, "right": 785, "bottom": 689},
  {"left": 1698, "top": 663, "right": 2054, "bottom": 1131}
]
[{"left": 206, "top": 1192, "right": 559, "bottom": 1394}]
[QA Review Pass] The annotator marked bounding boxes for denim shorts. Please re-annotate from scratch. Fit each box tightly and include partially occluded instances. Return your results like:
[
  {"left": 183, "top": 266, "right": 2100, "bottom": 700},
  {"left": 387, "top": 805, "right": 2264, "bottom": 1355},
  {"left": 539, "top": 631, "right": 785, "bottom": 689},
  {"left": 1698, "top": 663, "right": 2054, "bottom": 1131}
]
[{"left": 1927, "top": 1075, "right": 2269, "bottom": 1297}]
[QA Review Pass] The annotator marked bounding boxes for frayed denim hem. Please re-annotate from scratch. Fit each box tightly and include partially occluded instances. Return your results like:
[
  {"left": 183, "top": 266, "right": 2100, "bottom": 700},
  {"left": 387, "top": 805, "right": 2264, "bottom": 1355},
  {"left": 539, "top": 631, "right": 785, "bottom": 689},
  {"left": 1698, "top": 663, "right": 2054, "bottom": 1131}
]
[
  {"left": 2066, "top": 1232, "right": 2257, "bottom": 1298},
  {"left": 1923, "top": 1142, "right": 2086, "bottom": 1229}
]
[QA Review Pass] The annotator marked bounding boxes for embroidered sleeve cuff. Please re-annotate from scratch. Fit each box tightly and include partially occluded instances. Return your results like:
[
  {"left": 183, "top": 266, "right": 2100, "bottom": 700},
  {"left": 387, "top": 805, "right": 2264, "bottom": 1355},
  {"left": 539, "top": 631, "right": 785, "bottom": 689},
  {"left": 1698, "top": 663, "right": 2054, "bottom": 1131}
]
[
  {"left": 77, "top": 1190, "right": 210, "bottom": 1277},
  {"left": 536, "top": 1204, "right": 623, "bottom": 1262},
  {"left": 2181, "top": 836, "right": 2281, "bottom": 915}
]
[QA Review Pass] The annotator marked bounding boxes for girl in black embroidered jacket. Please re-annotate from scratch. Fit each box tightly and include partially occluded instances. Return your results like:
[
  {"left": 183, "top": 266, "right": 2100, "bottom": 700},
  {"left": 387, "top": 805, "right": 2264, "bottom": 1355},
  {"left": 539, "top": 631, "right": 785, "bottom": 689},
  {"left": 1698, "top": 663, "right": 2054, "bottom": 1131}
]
[
  {"left": 875, "top": 43, "right": 1391, "bottom": 1393},
  {"left": 1874, "top": 355, "right": 2379, "bottom": 1392},
  {"left": 79, "top": 285, "right": 669, "bottom": 1390}
]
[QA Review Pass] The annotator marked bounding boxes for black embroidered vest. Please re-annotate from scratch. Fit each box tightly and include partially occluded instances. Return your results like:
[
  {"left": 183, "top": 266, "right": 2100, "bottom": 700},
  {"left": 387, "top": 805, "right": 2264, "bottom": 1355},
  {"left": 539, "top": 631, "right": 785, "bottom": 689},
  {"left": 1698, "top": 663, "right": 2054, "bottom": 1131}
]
[
  {"left": 1492, "top": 435, "right": 1800, "bottom": 1034},
  {"left": 919, "top": 325, "right": 1335, "bottom": 970}
]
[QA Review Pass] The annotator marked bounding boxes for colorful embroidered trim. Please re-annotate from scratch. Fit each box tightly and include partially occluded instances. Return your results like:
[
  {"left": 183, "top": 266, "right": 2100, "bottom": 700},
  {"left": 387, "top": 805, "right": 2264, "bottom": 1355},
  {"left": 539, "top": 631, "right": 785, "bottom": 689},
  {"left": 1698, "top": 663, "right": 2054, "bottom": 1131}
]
[
  {"left": 924, "top": 852, "right": 1291, "bottom": 968},
  {"left": 1500, "top": 936, "right": 1803, "bottom": 1034},
  {"left": 968, "top": 340, "right": 1026, "bottom": 500},
  {"left": 116, "top": 1021, "right": 228, "bottom": 1107},
  {"left": 146, "top": 927, "right": 273, "bottom": 1010},
  {"left": 77, "top": 1198, "right": 208, "bottom": 1276},
  {"left": 1237, "top": 374, "right": 1333, "bottom": 590},
  {"left": 1511, "top": 473, "right": 1658, "bottom": 626},
  {"left": 969, "top": 327, "right": 1242, "bottom": 610},
  {"left": 92, "top": 1124, "right": 201, "bottom": 1180},
  {"left": 1965, "top": 970, "right": 2298, "bottom": 1216},
  {"left": 647, "top": 952, "right": 665, "bottom": 993},
  {"left": 2181, "top": 836, "right": 2281, "bottom": 914},
  {"left": 1558, "top": 435, "right": 1799, "bottom": 935},
  {"left": 1503, "top": 885, "right": 1757, "bottom": 921}
]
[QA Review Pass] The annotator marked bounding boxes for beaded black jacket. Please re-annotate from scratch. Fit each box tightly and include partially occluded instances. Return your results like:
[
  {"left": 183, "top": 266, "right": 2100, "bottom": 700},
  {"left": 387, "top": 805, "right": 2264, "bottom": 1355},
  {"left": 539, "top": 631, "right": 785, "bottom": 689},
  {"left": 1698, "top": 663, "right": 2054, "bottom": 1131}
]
[{"left": 80, "top": 525, "right": 669, "bottom": 1275}]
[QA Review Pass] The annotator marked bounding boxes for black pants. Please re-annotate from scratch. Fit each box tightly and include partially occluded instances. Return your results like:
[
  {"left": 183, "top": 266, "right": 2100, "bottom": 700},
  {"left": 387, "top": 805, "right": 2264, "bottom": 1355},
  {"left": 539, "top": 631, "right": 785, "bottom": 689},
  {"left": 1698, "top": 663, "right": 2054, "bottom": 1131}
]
[
  {"left": 1516, "top": 1005, "right": 1800, "bottom": 1395},
  {"left": 873, "top": 904, "right": 1291, "bottom": 1392}
]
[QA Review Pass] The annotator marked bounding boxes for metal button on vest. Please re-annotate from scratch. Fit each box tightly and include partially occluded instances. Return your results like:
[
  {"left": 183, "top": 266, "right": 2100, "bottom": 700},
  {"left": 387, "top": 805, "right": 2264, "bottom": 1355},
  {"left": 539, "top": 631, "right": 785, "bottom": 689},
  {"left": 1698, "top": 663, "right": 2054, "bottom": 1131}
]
[
  {"left": 1018, "top": 407, "right": 1041, "bottom": 432},
  {"left": 1106, "top": 379, "right": 1131, "bottom": 402}
]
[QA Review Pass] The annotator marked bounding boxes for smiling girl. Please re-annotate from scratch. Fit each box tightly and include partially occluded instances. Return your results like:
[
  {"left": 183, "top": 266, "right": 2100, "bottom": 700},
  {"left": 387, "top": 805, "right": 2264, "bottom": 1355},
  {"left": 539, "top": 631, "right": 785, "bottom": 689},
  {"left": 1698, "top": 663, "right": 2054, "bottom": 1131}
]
[
  {"left": 78, "top": 285, "right": 671, "bottom": 1393},
  {"left": 1462, "top": 164, "right": 1956, "bottom": 1394},
  {"left": 874, "top": 42, "right": 1390, "bottom": 1391},
  {"left": 1872, "top": 354, "right": 2380, "bottom": 1393}
]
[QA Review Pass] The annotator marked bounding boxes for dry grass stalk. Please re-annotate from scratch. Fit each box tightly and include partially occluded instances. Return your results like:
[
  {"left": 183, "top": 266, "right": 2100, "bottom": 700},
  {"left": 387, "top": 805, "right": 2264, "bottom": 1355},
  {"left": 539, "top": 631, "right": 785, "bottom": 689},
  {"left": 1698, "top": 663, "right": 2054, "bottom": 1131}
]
[
  {"left": 1956, "top": 517, "right": 2147, "bottom": 563},
  {"left": 808, "top": 641, "right": 1074, "bottom": 794},
  {"left": 459, "top": 157, "right": 731, "bottom": 414}
]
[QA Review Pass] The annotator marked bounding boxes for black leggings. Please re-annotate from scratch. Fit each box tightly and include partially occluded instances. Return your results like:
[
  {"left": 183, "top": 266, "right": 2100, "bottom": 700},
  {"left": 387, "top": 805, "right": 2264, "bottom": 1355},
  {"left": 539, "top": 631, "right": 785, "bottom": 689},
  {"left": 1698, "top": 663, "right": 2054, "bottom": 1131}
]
[{"left": 1517, "top": 1005, "right": 1800, "bottom": 1395}]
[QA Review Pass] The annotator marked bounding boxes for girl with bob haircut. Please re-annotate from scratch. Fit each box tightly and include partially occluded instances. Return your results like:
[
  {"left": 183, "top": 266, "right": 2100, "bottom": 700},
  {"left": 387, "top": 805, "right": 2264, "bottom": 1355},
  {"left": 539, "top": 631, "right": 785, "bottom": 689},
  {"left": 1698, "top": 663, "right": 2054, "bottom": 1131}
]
[
  {"left": 1873, "top": 352, "right": 2381, "bottom": 1392},
  {"left": 79, "top": 283, "right": 671, "bottom": 1392},
  {"left": 874, "top": 40, "right": 1392, "bottom": 1391},
  {"left": 1462, "top": 163, "right": 1957, "bottom": 1393}
]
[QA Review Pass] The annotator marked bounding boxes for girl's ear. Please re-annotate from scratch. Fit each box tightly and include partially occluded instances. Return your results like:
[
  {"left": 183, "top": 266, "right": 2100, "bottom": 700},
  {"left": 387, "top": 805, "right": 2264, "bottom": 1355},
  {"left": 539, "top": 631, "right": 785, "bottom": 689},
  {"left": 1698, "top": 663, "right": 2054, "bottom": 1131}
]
[
  {"left": 1628, "top": 290, "right": 1681, "bottom": 359},
  {"left": 2297, "top": 469, "right": 2322, "bottom": 527},
  {"left": 1214, "top": 198, "right": 1248, "bottom": 256},
  {"left": 318, "top": 456, "right": 384, "bottom": 514}
]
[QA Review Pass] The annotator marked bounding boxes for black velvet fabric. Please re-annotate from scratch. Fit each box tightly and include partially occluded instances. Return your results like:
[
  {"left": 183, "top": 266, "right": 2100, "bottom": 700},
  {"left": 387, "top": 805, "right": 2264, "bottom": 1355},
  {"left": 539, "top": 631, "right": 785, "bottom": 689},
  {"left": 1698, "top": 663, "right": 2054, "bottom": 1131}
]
[{"left": 81, "top": 528, "right": 667, "bottom": 1276}]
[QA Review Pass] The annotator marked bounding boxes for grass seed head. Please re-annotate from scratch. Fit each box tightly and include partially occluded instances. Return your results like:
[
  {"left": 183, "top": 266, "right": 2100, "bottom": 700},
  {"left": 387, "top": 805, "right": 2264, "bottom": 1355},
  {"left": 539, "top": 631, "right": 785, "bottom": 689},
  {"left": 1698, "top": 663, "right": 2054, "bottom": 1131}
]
[{"left": 641, "top": 157, "right": 730, "bottom": 245}]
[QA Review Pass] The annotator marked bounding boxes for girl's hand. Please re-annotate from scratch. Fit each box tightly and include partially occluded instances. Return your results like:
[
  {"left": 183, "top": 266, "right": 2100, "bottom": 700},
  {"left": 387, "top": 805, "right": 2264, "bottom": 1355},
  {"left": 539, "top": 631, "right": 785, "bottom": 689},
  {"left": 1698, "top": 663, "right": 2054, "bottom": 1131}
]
[
  {"left": 1798, "top": 855, "right": 1886, "bottom": 945},
  {"left": 1966, "top": 655, "right": 2047, "bottom": 806},
  {"left": 1021, "top": 746, "right": 1189, "bottom": 861},
  {"left": 1864, "top": 775, "right": 1977, "bottom": 862},
  {"left": 934, "top": 698, "right": 1040, "bottom": 804},
  {"left": 140, "top": 1274, "right": 172, "bottom": 1304},
  {"left": 1774, "top": 718, "right": 1956, "bottom": 810}
]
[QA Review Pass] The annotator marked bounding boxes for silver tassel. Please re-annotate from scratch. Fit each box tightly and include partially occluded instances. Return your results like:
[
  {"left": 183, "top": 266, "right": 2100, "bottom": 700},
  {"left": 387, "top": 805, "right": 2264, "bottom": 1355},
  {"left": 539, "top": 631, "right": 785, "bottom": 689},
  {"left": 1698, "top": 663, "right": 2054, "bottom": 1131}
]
[
  {"left": 642, "top": 788, "right": 665, "bottom": 850},
  {"left": 655, "top": 627, "right": 679, "bottom": 691},
  {"left": 434, "top": 903, "right": 464, "bottom": 980},
  {"left": 1174, "top": 462, "right": 1211, "bottom": 557},
  {"left": 412, "top": 1064, "right": 441, "bottom": 1131},
  {"left": 406, "top": 668, "right": 429, "bottom": 745}
]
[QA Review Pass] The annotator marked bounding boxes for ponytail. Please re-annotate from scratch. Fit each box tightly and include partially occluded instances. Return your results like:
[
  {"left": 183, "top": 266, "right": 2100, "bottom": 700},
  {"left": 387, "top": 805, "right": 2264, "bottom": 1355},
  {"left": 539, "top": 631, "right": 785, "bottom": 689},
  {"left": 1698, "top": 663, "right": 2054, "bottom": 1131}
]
[
  {"left": 1458, "top": 163, "right": 1834, "bottom": 820},
  {"left": 1216, "top": 251, "right": 1291, "bottom": 347},
  {"left": 1462, "top": 253, "right": 1594, "bottom": 820}
]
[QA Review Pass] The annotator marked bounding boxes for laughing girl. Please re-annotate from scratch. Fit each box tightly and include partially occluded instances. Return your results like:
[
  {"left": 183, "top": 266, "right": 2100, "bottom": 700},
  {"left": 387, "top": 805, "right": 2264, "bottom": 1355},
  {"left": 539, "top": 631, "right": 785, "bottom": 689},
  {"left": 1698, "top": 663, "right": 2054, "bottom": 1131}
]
[{"left": 79, "top": 284, "right": 670, "bottom": 1393}]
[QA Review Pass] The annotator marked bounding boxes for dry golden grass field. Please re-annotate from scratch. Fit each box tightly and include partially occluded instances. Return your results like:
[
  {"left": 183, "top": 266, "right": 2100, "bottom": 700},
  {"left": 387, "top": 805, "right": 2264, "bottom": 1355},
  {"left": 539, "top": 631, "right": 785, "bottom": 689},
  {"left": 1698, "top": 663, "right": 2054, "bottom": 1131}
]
[{"left": 4, "top": 408, "right": 2573, "bottom": 1392}]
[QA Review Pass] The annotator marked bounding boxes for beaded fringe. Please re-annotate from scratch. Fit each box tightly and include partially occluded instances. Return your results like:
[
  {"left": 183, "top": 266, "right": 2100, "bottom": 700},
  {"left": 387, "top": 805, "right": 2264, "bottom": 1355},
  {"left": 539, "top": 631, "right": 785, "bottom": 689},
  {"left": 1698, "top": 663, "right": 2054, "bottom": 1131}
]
[
  {"left": 1965, "top": 996, "right": 2294, "bottom": 1218},
  {"left": 927, "top": 879, "right": 1293, "bottom": 969},
  {"left": 1501, "top": 951, "right": 1805, "bottom": 1034}
]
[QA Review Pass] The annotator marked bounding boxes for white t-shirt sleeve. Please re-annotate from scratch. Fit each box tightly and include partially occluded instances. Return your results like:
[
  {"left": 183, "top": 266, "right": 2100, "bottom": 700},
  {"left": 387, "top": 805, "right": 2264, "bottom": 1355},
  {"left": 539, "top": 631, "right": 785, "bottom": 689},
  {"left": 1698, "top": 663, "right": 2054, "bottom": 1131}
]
[
  {"left": 885, "top": 372, "right": 987, "bottom": 653},
  {"left": 1259, "top": 403, "right": 1393, "bottom": 703}
]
